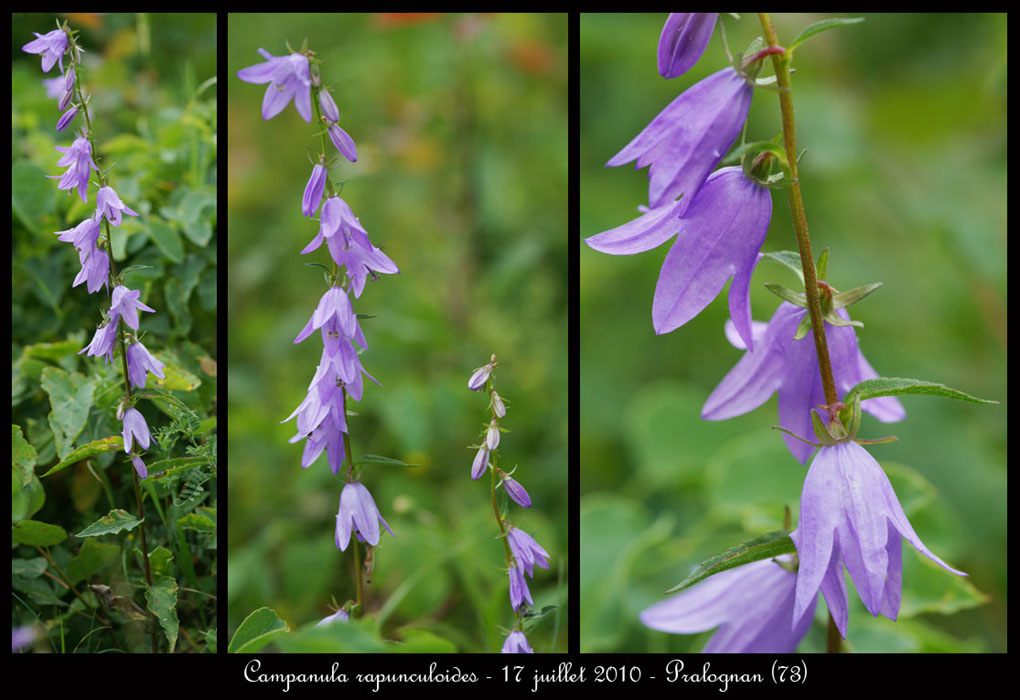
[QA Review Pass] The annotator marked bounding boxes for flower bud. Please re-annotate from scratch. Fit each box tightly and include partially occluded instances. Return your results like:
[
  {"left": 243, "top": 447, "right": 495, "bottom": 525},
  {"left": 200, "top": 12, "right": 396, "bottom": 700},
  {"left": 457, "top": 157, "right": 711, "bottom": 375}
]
[
  {"left": 486, "top": 418, "right": 500, "bottom": 450},
  {"left": 319, "top": 88, "right": 340, "bottom": 123},
  {"left": 56, "top": 105, "right": 78, "bottom": 131},
  {"left": 491, "top": 390, "right": 506, "bottom": 418},
  {"left": 658, "top": 13, "right": 718, "bottom": 79}
]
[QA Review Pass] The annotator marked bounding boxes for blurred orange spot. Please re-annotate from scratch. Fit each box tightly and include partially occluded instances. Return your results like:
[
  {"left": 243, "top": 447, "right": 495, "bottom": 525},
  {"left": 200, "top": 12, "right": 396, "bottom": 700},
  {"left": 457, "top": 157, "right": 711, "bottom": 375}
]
[
  {"left": 63, "top": 13, "right": 103, "bottom": 30},
  {"left": 507, "top": 39, "right": 557, "bottom": 76}
]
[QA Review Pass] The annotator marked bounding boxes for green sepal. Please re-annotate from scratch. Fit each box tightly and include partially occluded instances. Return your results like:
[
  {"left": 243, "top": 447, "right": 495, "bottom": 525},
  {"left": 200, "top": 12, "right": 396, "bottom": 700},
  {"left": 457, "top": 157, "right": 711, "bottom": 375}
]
[
  {"left": 832, "top": 282, "right": 883, "bottom": 310},
  {"left": 816, "top": 246, "right": 830, "bottom": 280},
  {"left": 793, "top": 312, "right": 813, "bottom": 341},
  {"left": 725, "top": 139, "right": 787, "bottom": 168},
  {"left": 664, "top": 530, "right": 795, "bottom": 594},
  {"left": 771, "top": 424, "right": 821, "bottom": 447},
  {"left": 811, "top": 408, "right": 841, "bottom": 445},
  {"left": 789, "top": 17, "right": 866, "bottom": 53},
  {"left": 760, "top": 250, "right": 805, "bottom": 284},
  {"left": 822, "top": 310, "right": 863, "bottom": 328},
  {"left": 844, "top": 377, "right": 998, "bottom": 407},
  {"left": 763, "top": 282, "right": 807, "bottom": 308}
]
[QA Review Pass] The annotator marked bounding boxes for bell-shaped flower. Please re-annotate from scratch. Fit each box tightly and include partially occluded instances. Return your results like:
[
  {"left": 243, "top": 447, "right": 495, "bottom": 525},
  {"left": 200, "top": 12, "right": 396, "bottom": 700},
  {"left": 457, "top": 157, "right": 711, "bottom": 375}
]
[
  {"left": 702, "top": 302, "right": 906, "bottom": 464},
  {"left": 72, "top": 248, "right": 110, "bottom": 294},
  {"left": 793, "top": 441, "right": 967, "bottom": 638},
  {"left": 328, "top": 124, "right": 358, "bottom": 163},
  {"left": 607, "top": 67, "right": 752, "bottom": 209},
  {"left": 640, "top": 555, "right": 814, "bottom": 652},
  {"left": 109, "top": 285, "right": 156, "bottom": 331},
  {"left": 237, "top": 48, "right": 312, "bottom": 122},
  {"left": 55, "top": 217, "right": 101, "bottom": 254},
  {"left": 121, "top": 407, "right": 151, "bottom": 454},
  {"left": 79, "top": 315, "right": 120, "bottom": 364},
  {"left": 586, "top": 166, "right": 771, "bottom": 349},
  {"left": 316, "top": 608, "right": 349, "bottom": 627},
  {"left": 294, "top": 286, "right": 357, "bottom": 343},
  {"left": 499, "top": 471, "right": 532, "bottom": 508},
  {"left": 130, "top": 454, "right": 148, "bottom": 479},
  {"left": 96, "top": 186, "right": 140, "bottom": 227},
  {"left": 302, "top": 164, "right": 327, "bottom": 217},
  {"left": 22, "top": 28, "right": 68, "bottom": 74},
  {"left": 501, "top": 630, "right": 533, "bottom": 654},
  {"left": 508, "top": 563, "right": 533, "bottom": 610},
  {"left": 56, "top": 105, "right": 78, "bottom": 131},
  {"left": 126, "top": 340, "right": 166, "bottom": 390},
  {"left": 50, "top": 136, "right": 98, "bottom": 203},
  {"left": 335, "top": 482, "right": 394, "bottom": 551},
  {"left": 471, "top": 444, "right": 489, "bottom": 480},
  {"left": 507, "top": 526, "right": 550, "bottom": 578},
  {"left": 658, "top": 13, "right": 718, "bottom": 79}
]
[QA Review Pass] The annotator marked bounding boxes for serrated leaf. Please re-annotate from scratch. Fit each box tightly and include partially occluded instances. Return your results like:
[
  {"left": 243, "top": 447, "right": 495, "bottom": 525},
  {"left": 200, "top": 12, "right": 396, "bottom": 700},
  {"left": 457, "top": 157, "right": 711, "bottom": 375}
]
[
  {"left": 665, "top": 530, "right": 795, "bottom": 594},
  {"left": 354, "top": 454, "right": 418, "bottom": 468},
  {"left": 13, "top": 425, "right": 38, "bottom": 488},
  {"left": 148, "top": 219, "right": 185, "bottom": 263},
  {"left": 146, "top": 574, "right": 179, "bottom": 652},
  {"left": 760, "top": 250, "right": 805, "bottom": 284},
  {"left": 177, "top": 511, "right": 215, "bottom": 533},
  {"left": 41, "top": 436, "right": 124, "bottom": 477},
  {"left": 228, "top": 607, "right": 290, "bottom": 653},
  {"left": 845, "top": 377, "right": 998, "bottom": 406},
  {"left": 75, "top": 508, "right": 143, "bottom": 538},
  {"left": 789, "top": 17, "right": 865, "bottom": 52},
  {"left": 21, "top": 338, "right": 83, "bottom": 363},
  {"left": 40, "top": 367, "right": 96, "bottom": 460},
  {"left": 149, "top": 546, "right": 175, "bottom": 578},
  {"left": 152, "top": 353, "right": 202, "bottom": 391},
  {"left": 66, "top": 537, "right": 119, "bottom": 584},
  {"left": 12, "top": 519, "right": 68, "bottom": 547}
]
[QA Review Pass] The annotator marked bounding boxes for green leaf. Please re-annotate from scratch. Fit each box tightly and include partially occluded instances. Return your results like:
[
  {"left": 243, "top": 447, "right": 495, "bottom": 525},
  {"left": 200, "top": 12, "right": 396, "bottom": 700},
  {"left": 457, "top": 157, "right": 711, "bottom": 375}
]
[
  {"left": 789, "top": 17, "right": 865, "bottom": 52},
  {"left": 12, "top": 519, "right": 68, "bottom": 547},
  {"left": 146, "top": 574, "right": 180, "bottom": 652},
  {"left": 12, "top": 557, "right": 48, "bottom": 579},
  {"left": 149, "top": 546, "right": 175, "bottom": 578},
  {"left": 844, "top": 377, "right": 998, "bottom": 406},
  {"left": 204, "top": 628, "right": 217, "bottom": 653},
  {"left": 389, "top": 627, "right": 457, "bottom": 653},
  {"left": 12, "top": 425, "right": 38, "bottom": 488},
  {"left": 760, "top": 250, "right": 805, "bottom": 284},
  {"left": 75, "top": 508, "right": 143, "bottom": 538},
  {"left": 41, "top": 436, "right": 124, "bottom": 477},
  {"left": 40, "top": 368, "right": 97, "bottom": 460},
  {"left": 228, "top": 607, "right": 290, "bottom": 653},
  {"left": 665, "top": 530, "right": 795, "bottom": 594},
  {"left": 152, "top": 354, "right": 202, "bottom": 391},
  {"left": 66, "top": 537, "right": 119, "bottom": 584},
  {"left": 148, "top": 219, "right": 185, "bottom": 263},
  {"left": 354, "top": 454, "right": 418, "bottom": 468},
  {"left": 12, "top": 162, "right": 55, "bottom": 232},
  {"left": 177, "top": 511, "right": 215, "bottom": 533}
]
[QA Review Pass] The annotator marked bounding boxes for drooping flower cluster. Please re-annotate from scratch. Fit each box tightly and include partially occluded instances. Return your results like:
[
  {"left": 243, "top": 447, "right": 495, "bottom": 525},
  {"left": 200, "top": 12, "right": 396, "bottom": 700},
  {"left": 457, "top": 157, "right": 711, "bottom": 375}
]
[
  {"left": 467, "top": 357, "right": 550, "bottom": 653},
  {"left": 238, "top": 46, "right": 398, "bottom": 554},
  {"left": 608, "top": 14, "right": 968, "bottom": 652},
  {"left": 27, "top": 24, "right": 158, "bottom": 481}
]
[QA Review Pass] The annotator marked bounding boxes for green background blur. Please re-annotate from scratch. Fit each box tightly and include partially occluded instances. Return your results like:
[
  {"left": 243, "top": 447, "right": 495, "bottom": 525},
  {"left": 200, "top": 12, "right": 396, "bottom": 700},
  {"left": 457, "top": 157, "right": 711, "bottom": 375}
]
[
  {"left": 581, "top": 13, "right": 1006, "bottom": 652},
  {"left": 228, "top": 13, "right": 567, "bottom": 652}
]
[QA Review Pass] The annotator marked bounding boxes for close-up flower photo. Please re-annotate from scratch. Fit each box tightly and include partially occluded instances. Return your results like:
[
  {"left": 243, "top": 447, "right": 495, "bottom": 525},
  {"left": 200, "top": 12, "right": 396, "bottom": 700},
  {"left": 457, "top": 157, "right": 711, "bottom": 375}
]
[
  {"left": 580, "top": 12, "right": 1005, "bottom": 653},
  {"left": 12, "top": 12, "right": 218, "bottom": 654}
]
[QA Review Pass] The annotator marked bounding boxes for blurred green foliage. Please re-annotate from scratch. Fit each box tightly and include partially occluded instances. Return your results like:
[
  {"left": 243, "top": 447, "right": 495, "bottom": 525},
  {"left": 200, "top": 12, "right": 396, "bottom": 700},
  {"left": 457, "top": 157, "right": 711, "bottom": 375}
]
[
  {"left": 228, "top": 13, "right": 567, "bottom": 652},
  {"left": 581, "top": 13, "right": 1005, "bottom": 652},
  {"left": 12, "top": 13, "right": 217, "bottom": 653}
]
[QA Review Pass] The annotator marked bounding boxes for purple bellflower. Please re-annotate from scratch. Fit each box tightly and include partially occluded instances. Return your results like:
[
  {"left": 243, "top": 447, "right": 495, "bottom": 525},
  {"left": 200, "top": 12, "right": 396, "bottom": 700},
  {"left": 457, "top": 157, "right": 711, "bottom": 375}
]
[
  {"left": 316, "top": 608, "right": 350, "bottom": 627},
  {"left": 486, "top": 418, "right": 501, "bottom": 450},
  {"left": 586, "top": 166, "right": 771, "bottom": 349},
  {"left": 56, "top": 105, "right": 78, "bottom": 131},
  {"left": 236, "top": 48, "right": 312, "bottom": 122},
  {"left": 658, "top": 13, "right": 718, "bottom": 79},
  {"left": 51, "top": 136, "right": 99, "bottom": 203},
  {"left": 640, "top": 555, "right": 814, "bottom": 653},
  {"left": 95, "top": 186, "right": 139, "bottom": 226},
  {"left": 121, "top": 407, "right": 151, "bottom": 454},
  {"left": 492, "top": 390, "right": 506, "bottom": 418},
  {"left": 318, "top": 89, "right": 341, "bottom": 123},
  {"left": 79, "top": 315, "right": 119, "bottom": 364},
  {"left": 500, "top": 472, "right": 532, "bottom": 509},
  {"left": 55, "top": 217, "right": 101, "bottom": 254},
  {"left": 702, "top": 302, "right": 906, "bottom": 463},
  {"left": 508, "top": 563, "right": 533, "bottom": 610},
  {"left": 130, "top": 454, "right": 148, "bottom": 479},
  {"left": 606, "top": 67, "right": 753, "bottom": 210},
  {"left": 335, "top": 482, "right": 394, "bottom": 552},
  {"left": 22, "top": 28, "right": 68, "bottom": 74},
  {"left": 294, "top": 286, "right": 357, "bottom": 343},
  {"left": 507, "top": 526, "right": 550, "bottom": 578},
  {"left": 302, "top": 163, "right": 328, "bottom": 217},
  {"left": 501, "top": 630, "right": 534, "bottom": 654},
  {"left": 328, "top": 125, "right": 358, "bottom": 163},
  {"left": 110, "top": 285, "right": 156, "bottom": 331},
  {"left": 71, "top": 247, "right": 110, "bottom": 294},
  {"left": 471, "top": 444, "right": 489, "bottom": 480},
  {"left": 793, "top": 441, "right": 967, "bottom": 637},
  {"left": 126, "top": 340, "right": 166, "bottom": 390}
]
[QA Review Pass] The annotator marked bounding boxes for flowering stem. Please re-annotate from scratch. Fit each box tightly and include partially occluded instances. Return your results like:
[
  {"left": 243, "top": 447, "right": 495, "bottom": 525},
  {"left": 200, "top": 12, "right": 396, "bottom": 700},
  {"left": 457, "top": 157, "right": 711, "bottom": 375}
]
[
  {"left": 72, "top": 30, "right": 157, "bottom": 653},
  {"left": 758, "top": 13, "right": 838, "bottom": 408},
  {"left": 759, "top": 12, "right": 842, "bottom": 653}
]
